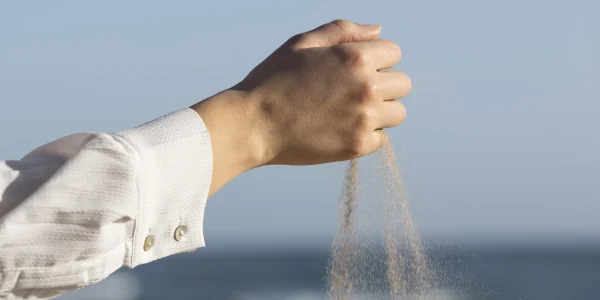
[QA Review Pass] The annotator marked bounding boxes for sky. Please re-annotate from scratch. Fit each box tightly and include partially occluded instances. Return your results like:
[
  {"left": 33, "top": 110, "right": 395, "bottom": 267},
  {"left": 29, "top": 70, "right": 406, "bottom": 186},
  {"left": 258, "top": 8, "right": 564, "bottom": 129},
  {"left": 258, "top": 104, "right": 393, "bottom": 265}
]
[{"left": 1, "top": 0, "right": 598, "bottom": 249}]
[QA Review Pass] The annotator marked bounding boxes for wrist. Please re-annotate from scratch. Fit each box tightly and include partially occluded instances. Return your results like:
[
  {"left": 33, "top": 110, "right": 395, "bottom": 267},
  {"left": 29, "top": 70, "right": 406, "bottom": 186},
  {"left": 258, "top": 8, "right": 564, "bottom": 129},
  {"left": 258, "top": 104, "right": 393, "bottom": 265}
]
[{"left": 191, "top": 89, "right": 270, "bottom": 194}]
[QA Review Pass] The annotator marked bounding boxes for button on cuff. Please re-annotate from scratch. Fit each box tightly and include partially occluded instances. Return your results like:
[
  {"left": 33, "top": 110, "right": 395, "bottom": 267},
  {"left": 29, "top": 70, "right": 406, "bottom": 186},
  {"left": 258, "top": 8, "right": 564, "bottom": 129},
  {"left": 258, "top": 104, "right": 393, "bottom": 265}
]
[
  {"left": 143, "top": 235, "right": 155, "bottom": 251},
  {"left": 174, "top": 225, "right": 188, "bottom": 242}
]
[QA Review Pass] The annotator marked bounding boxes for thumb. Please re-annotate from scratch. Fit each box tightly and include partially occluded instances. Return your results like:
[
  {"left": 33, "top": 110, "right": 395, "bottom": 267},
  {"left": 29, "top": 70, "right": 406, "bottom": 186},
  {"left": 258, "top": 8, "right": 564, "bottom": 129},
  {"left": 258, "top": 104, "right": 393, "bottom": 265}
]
[{"left": 295, "top": 19, "right": 381, "bottom": 48}]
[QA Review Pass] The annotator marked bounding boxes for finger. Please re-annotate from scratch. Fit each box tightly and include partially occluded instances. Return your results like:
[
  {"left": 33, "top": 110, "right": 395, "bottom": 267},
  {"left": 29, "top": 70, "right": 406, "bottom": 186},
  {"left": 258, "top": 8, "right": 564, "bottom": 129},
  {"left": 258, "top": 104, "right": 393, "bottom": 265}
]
[
  {"left": 376, "top": 100, "right": 407, "bottom": 129},
  {"left": 376, "top": 70, "right": 412, "bottom": 100},
  {"left": 350, "top": 39, "right": 402, "bottom": 70},
  {"left": 295, "top": 19, "right": 381, "bottom": 48},
  {"left": 360, "top": 130, "right": 387, "bottom": 157}
]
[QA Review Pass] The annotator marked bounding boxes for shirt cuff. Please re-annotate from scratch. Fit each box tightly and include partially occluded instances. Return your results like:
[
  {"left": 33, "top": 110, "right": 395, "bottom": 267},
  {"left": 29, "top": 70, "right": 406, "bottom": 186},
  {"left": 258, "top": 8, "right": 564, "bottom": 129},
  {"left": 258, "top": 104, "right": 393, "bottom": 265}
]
[{"left": 116, "top": 108, "right": 213, "bottom": 267}]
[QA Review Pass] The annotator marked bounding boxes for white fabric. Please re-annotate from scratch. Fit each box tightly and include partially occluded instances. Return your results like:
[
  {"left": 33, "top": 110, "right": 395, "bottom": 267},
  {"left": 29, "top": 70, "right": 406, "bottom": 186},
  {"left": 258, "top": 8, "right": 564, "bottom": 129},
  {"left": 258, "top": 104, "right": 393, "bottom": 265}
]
[{"left": 0, "top": 108, "right": 213, "bottom": 300}]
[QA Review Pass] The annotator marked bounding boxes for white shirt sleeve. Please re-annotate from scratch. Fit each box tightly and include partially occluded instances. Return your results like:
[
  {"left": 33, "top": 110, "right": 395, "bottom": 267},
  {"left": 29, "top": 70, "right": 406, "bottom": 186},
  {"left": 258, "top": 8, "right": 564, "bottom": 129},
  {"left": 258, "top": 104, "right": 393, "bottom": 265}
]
[{"left": 0, "top": 108, "right": 213, "bottom": 300}]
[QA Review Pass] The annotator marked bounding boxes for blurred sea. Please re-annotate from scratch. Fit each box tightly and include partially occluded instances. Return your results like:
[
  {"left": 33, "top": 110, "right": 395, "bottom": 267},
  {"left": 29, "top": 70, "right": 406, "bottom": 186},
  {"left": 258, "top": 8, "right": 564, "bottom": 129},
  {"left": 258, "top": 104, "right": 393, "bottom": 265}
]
[{"left": 58, "top": 245, "right": 600, "bottom": 300}]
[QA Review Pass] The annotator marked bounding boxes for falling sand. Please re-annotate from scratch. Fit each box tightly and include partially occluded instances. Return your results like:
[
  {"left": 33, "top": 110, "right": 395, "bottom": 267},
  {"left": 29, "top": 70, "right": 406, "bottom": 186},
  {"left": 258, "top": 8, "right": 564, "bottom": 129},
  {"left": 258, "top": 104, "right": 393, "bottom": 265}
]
[{"left": 327, "top": 132, "right": 435, "bottom": 300}]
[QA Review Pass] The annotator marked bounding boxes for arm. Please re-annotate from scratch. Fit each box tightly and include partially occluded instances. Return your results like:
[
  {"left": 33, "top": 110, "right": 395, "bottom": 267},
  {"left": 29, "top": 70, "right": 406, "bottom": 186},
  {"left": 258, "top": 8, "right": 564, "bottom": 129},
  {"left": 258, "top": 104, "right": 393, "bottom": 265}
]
[
  {"left": 0, "top": 19, "right": 411, "bottom": 299},
  {"left": 0, "top": 109, "right": 212, "bottom": 299}
]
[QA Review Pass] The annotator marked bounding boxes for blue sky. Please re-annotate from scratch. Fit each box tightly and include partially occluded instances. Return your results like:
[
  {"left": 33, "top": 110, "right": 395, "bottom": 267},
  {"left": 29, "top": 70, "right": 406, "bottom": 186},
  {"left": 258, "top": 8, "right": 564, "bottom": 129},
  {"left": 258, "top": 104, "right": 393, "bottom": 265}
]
[{"left": 1, "top": 0, "right": 598, "bottom": 248}]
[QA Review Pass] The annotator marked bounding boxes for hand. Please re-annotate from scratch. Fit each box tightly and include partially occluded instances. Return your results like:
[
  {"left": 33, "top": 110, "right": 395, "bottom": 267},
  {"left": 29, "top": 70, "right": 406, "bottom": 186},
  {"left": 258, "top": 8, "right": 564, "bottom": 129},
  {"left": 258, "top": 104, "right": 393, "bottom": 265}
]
[
  {"left": 236, "top": 19, "right": 411, "bottom": 165},
  {"left": 192, "top": 20, "right": 411, "bottom": 194}
]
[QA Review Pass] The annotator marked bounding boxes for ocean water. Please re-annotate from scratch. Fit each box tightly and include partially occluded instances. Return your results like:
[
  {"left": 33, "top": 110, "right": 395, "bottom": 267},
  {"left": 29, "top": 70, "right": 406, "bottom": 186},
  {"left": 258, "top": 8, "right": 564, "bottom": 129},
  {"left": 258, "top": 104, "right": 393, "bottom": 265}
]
[{"left": 58, "top": 246, "right": 600, "bottom": 300}]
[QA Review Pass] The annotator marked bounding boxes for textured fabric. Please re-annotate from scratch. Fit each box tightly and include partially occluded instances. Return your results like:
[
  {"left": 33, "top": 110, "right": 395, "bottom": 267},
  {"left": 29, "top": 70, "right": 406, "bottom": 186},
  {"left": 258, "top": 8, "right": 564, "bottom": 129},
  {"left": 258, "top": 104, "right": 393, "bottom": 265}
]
[{"left": 0, "top": 108, "right": 213, "bottom": 299}]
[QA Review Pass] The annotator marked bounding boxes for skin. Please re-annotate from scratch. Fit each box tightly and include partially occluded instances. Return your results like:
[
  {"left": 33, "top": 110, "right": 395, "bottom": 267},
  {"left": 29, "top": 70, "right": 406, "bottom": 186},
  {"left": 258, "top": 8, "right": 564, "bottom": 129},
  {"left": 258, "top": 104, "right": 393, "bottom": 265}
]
[{"left": 190, "top": 20, "right": 412, "bottom": 196}]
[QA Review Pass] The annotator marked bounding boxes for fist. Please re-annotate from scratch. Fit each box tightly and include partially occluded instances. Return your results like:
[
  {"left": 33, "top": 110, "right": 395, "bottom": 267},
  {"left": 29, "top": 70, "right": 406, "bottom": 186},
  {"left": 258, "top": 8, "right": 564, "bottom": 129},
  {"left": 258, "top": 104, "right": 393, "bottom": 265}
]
[{"left": 235, "top": 20, "right": 412, "bottom": 166}]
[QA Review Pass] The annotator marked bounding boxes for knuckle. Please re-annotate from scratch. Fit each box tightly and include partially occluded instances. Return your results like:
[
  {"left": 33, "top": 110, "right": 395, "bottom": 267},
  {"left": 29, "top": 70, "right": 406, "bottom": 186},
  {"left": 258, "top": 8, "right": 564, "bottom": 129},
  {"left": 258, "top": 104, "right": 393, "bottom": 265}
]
[
  {"left": 345, "top": 109, "right": 379, "bottom": 158},
  {"left": 358, "top": 81, "right": 378, "bottom": 101},
  {"left": 333, "top": 44, "right": 367, "bottom": 67},
  {"left": 330, "top": 19, "right": 352, "bottom": 31},
  {"left": 287, "top": 33, "right": 303, "bottom": 44},
  {"left": 333, "top": 44, "right": 354, "bottom": 60},
  {"left": 287, "top": 33, "right": 311, "bottom": 48},
  {"left": 348, "top": 134, "right": 370, "bottom": 158},
  {"left": 351, "top": 51, "right": 369, "bottom": 67},
  {"left": 354, "top": 108, "right": 376, "bottom": 131}
]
